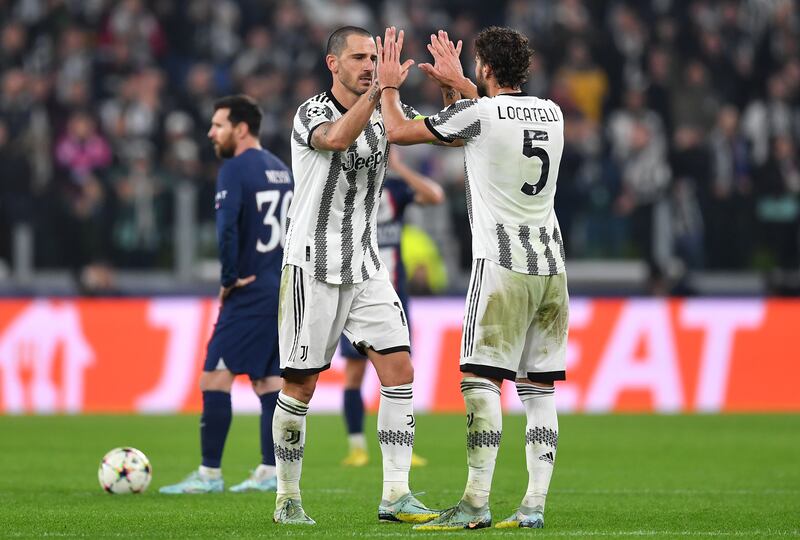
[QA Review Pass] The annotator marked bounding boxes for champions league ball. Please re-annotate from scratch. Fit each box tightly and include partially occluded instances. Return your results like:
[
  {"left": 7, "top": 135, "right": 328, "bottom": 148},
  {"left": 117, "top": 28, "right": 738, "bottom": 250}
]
[{"left": 98, "top": 447, "right": 152, "bottom": 494}]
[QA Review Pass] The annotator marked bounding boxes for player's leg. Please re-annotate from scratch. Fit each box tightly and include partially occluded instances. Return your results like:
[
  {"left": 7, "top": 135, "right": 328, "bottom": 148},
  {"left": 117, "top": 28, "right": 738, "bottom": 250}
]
[
  {"left": 159, "top": 369, "right": 234, "bottom": 494},
  {"left": 496, "top": 272, "right": 568, "bottom": 529},
  {"left": 228, "top": 374, "right": 282, "bottom": 492},
  {"left": 272, "top": 372, "right": 316, "bottom": 520},
  {"left": 417, "top": 259, "right": 529, "bottom": 530},
  {"left": 397, "top": 294, "right": 427, "bottom": 468},
  {"left": 344, "top": 265, "right": 437, "bottom": 523},
  {"left": 340, "top": 336, "right": 369, "bottom": 466},
  {"left": 273, "top": 265, "right": 349, "bottom": 524}
]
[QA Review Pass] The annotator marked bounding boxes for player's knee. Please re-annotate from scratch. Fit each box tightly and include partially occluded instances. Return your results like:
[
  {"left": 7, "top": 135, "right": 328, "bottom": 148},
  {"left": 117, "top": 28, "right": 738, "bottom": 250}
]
[
  {"left": 252, "top": 376, "right": 281, "bottom": 395},
  {"left": 199, "top": 370, "right": 234, "bottom": 392},
  {"left": 380, "top": 358, "right": 414, "bottom": 386},
  {"left": 344, "top": 359, "right": 367, "bottom": 388},
  {"left": 282, "top": 373, "right": 318, "bottom": 403}
]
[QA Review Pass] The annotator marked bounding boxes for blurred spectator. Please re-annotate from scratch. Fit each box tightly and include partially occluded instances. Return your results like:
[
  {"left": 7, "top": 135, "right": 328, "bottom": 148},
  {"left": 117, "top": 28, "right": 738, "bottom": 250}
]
[
  {"left": 671, "top": 59, "right": 720, "bottom": 135},
  {"left": 55, "top": 110, "right": 112, "bottom": 180},
  {"left": 707, "top": 105, "right": 754, "bottom": 268},
  {"left": 0, "top": 118, "right": 32, "bottom": 264},
  {"left": 108, "top": 141, "right": 173, "bottom": 267},
  {"left": 754, "top": 135, "right": 800, "bottom": 294},
  {"left": 555, "top": 39, "right": 608, "bottom": 124}
]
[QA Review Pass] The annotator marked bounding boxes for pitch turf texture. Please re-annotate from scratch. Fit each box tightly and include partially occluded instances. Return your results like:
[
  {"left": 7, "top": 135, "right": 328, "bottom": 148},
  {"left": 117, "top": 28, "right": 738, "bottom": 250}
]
[{"left": 1, "top": 415, "right": 798, "bottom": 538}]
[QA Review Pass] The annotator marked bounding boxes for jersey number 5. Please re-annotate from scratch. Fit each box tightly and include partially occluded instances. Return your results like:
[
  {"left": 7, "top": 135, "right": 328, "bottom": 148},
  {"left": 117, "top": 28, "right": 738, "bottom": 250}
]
[
  {"left": 256, "top": 189, "right": 293, "bottom": 253},
  {"left": 521, "top": 130, "right": 550, "bottom": 196}
]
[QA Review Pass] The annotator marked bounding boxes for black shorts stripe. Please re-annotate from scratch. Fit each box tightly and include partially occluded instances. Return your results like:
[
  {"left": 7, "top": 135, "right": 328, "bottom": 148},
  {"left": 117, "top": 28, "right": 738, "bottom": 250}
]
[
  {"left": 526, "top": 370, "right": 566, "bottom": 384},
  {"left": 463, "top": 260, "right": 485, "bottom": 358},
  {"left": 281, "top": 363, "right": 332, "bottom": 377},
  {"left": 288, "top": 267, "right": 305, "bottom": 363},
  {"left": 460, "top": 362, "right": 517, "bottom": 382},
  {"left": 461, "top": 262, "right": 480, "bottom": 358},
  {"left": 372, "top": 345, "right": 411, "bottom": 356}
]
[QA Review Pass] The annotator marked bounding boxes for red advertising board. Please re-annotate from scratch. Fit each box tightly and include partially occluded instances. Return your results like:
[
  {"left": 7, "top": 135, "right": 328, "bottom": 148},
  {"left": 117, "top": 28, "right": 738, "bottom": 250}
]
[{"left": 0, "top": 298, "right": 797, "bottom": 414}]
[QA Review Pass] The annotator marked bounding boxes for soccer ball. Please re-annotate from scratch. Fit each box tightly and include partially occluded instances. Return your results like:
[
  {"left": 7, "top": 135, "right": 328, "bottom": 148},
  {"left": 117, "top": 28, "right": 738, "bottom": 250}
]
[{"left": 98, "top": 447, "right": 152, "bottom": 494}]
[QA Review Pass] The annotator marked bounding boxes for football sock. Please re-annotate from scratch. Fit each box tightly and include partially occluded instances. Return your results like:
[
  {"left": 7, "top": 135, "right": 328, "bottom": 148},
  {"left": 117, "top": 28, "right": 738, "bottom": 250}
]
[
  {"left": 254, "top": 463, "right": 276, "bottom": 479},
  {"left": 273, "top": 392, "right": 308, "bottom": 500},
  {"left": 377, "top": 383, "right": 414, "bottom": 502},
  {"left": 198, "top": 465, "right": 221, "bottom": 479},
  {"left": 460, "top": 377, "right": 502, "bottom": 509},
  {"left": 259, "top": 391, "right": 279, "bottom": 466},
  {"left": 348, "top": 433, "right": 367, "bottom": 451},
  {"left": 518, "top": 383, "right": 558, "bottom": 511},
  {"left": 200, "top": 391, "right": 232, "bottom": 469},
  {"left": 344, "top": 387, "right": 365, "bottom": 437}
]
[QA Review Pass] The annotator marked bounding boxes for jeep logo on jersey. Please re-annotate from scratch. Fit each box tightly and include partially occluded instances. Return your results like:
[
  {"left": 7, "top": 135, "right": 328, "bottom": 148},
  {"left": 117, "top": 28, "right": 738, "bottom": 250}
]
[{"left": 342, "top": 150, "right": 384, "bottom": 172}]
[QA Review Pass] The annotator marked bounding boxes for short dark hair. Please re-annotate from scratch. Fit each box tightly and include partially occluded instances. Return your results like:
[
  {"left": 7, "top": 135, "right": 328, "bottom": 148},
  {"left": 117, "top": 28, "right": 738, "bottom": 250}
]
[
  {"left": 213, "top": 94, "right": 262, "bottom": 136},
  {"left": 326, "top": 26, "right": 372, "bottom": 56},
  {"left": 475, "top": 27, "right": 534, "bottom": 89}
]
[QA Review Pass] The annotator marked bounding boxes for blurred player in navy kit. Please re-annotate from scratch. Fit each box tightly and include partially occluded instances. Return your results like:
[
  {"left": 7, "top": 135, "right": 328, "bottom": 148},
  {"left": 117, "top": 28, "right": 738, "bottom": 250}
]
[
  {"left": 340, "top": 150, "right": 443, "bottom": 467},
  {"left": 160, "top": 95, "right": 294, "bottom": 494}
]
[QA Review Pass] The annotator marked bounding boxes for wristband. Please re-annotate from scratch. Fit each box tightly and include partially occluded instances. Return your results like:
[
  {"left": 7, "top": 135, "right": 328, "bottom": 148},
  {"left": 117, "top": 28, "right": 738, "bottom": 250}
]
[{"left": 381, "top": 86, "right": 399, "bottom": 92}]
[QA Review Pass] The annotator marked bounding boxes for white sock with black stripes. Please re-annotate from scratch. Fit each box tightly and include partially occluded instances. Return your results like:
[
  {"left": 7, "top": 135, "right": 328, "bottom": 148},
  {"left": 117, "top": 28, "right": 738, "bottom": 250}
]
[
  {"left": 377, "top": 383, "right": 414, "bottom": 503},
  {"left": 517, "top": 383, "right": 558, "bottom": 512},
  {"left": 460, "top": 377, "right": 502, "bottom": 509},
  {"left": 272, "top": 392, "right": 309, "bottom": 503}
]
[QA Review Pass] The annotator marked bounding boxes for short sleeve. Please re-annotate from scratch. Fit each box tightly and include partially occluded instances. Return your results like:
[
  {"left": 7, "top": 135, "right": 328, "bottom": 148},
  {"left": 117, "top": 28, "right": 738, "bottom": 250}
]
[
  {"left": 424, "top": 99, "right": 481, "bottom": 142},
  {"left": 292, "top": 101, "right": 335, "bottom": 149}
]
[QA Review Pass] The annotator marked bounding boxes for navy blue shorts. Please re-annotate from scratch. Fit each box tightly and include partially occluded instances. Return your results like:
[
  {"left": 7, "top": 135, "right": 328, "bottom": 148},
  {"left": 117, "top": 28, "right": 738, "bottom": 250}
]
[
  {"left": 204, "top": 315, "right": 280, "bottom": 380},
  {"left": 339, "top": 294, "right": 411, "bottom": 360}
]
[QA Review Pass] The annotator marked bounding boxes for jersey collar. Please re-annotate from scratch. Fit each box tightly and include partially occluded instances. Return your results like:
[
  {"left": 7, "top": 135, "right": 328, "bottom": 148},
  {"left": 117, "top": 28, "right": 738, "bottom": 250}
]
[
  {"left": 498, "top": 91, "right": 528, "bottom": 97},
  {"left": 326, "top": 90, "right": 349, "bottom": 114}
]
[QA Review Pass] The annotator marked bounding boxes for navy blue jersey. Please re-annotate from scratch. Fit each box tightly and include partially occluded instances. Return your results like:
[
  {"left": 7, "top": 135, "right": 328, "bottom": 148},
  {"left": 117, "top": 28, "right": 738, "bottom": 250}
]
[
  {"left": 376, "top": 178, "right": 415, "bottom": 296},
  {"left": 215, "top": 148, "right": 293, "bottom": 319}
]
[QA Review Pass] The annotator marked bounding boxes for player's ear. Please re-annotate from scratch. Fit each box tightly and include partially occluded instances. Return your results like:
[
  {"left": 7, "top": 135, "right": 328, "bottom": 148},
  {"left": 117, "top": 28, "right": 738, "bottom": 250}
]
[{"left": 326, "top": 54, "right": 338, "bottom": 74}]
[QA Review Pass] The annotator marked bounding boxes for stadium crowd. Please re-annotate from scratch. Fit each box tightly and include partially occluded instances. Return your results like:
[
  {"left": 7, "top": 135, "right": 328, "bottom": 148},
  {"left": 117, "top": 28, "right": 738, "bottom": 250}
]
[{"left": 0, "top": 0, "right": 798, "bottom": 294}]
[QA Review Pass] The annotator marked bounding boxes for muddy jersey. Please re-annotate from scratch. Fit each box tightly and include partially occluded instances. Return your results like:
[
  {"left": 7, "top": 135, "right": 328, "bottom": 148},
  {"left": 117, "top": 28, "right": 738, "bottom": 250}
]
[
  {"left": 287, "top": 90, "right": 418, "bottom": 284},
  {"left": 425, "top": 92, "right": 566, "bottom": 275}
]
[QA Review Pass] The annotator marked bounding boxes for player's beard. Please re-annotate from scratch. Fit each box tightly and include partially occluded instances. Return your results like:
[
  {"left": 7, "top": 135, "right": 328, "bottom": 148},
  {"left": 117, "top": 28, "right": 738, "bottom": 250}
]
[
  {"left": 340, "top": 69, "right": 373, "bottom": 96},
  {"left": 476, "top": 71, "right": 488, "bottom": 98},
  {"left": 214, "top": 134, "right": 236, "bottom": 159}
]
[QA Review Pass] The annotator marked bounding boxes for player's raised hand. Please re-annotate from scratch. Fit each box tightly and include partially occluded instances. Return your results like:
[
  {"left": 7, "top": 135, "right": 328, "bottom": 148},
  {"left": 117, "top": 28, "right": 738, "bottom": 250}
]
[
  {"left": 419, "top": 30, "right": 464, "bottom": 88},
  {"left": 377, "top": 26, "right": 414, "bottom": 91},
  {"left": 219, "top": 275, "right": 256, "bottom": 302}
]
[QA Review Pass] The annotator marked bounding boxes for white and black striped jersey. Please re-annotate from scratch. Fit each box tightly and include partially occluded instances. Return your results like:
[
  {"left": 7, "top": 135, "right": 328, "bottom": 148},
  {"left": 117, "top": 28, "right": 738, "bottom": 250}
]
[
  {"left": 425, "top": 93, "right": 566, "bottom": 275},
  {"left": 286, "top": 91, "right": 419, "bottom": 284}
]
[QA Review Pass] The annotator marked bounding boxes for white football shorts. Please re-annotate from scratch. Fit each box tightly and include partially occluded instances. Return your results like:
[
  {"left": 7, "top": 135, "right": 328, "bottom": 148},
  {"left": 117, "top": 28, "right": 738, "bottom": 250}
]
[
  {"left": 460, "top": 258, "right": 568, "bottom": 383},
  {"left": 279, "top": 264, "right": 410, "bottom": 375}
]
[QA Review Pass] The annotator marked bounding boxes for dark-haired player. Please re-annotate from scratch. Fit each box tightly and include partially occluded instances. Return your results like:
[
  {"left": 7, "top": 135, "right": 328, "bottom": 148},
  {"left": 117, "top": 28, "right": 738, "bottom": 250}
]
[
  {"left": 271, "top": 26, "right": 443, "bottom": 525},
  {"left": 378, "top": 27, "right": 568, "bottom": 530},
  {"left": 160, "top": 95, "right": 293, "bottom": 495}
]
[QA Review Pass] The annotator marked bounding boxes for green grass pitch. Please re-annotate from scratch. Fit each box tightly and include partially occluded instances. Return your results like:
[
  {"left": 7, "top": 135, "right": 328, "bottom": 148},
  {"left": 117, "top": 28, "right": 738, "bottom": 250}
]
[{"left": 1, "top": 414, "right": 798, "bottom": 538}]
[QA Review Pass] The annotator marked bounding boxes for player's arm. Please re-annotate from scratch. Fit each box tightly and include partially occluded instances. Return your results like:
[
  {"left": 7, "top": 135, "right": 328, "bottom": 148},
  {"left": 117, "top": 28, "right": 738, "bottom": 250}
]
[
  {"left": 215, "top": 167, "right": 254, "bottom": 302},
  {"left": 418, "top": 30, "right": 479, "bottom": 100},
  {"left": 310, "top": 81, "right": 382, "bottom": 151},
  {"left": 388, "top": 151, "right": 444, "bottom": 205}
]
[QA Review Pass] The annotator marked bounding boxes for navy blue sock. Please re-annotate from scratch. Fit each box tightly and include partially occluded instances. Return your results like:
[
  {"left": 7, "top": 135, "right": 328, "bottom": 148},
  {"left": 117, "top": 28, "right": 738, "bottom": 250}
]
[
  {"left": 343, "top": 388, "right": 364, "bottom": 435},
  {"left": 259, "top": 391, "right": 279, "bottom": 466},
  {"left": 200, "top": 391, "right": 232, "bottom": 468}
]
